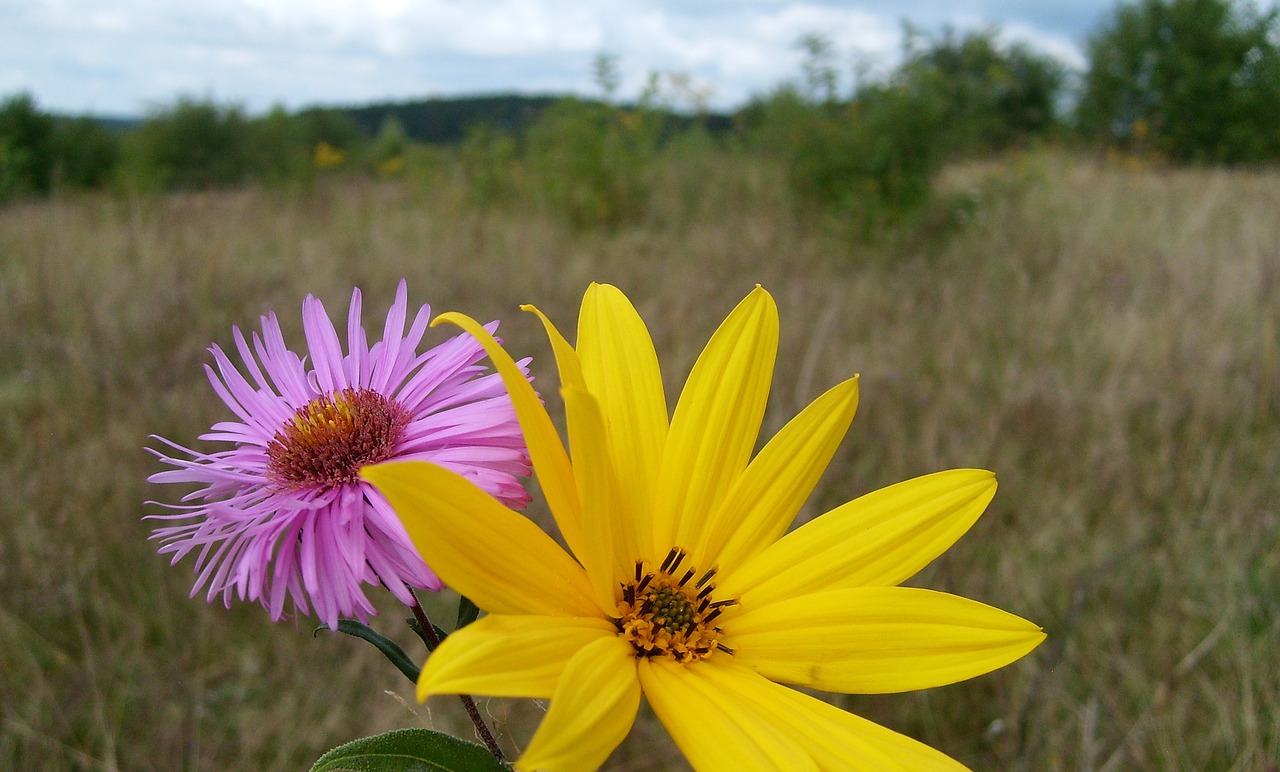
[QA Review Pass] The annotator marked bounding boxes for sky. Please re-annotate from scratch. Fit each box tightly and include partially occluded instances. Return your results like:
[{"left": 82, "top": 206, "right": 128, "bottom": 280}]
[{"left": 2, "top": 1, "right": 1136, "bottom": 117}]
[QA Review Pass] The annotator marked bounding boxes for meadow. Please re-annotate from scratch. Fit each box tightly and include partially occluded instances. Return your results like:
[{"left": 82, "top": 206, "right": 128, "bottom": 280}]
[{"left": 1, "top": 146, "right": 1276, "bottom": 770}]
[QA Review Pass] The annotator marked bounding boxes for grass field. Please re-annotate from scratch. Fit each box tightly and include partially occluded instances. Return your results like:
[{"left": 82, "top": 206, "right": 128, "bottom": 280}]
[{"left": 1, "top": 148, "right": 1276, "bottom": 770}]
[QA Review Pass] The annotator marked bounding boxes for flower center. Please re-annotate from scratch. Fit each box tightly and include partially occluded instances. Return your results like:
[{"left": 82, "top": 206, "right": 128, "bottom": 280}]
[
  {"left": 614, "top": 547, "right": 737, "bottom": 664},
  {"left": 265, "top": 388, "right": 410, "bottom": 491}
]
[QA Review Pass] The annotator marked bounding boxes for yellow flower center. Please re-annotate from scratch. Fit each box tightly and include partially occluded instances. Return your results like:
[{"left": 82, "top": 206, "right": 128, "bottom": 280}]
[
  {"left": 614, "top": 547, "right": 737, "bottom": 664},
  {"left": 265, "top": 387, "right": 410, "bottom": 491}
]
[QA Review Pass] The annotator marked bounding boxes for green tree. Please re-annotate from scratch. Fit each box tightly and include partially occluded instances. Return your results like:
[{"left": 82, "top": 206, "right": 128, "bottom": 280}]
[
  {"left": 128, "top": 97, "right": 254, "bottom": 189},
  {"left": 593, "top": 52, "right": 621, "bottom": 101},
  {"left": 49, "top": 117, "right": 119, "bottom": 189},
  {"left": 244, "top": 106, "right": 312, "bottom": 185},
  {"left": 0, "top": 92, "right": 56, "bottom": 199},
  {"left": 796, "top": 33, "right": 840, "bottom": 104},
  {"left": 1077, "top": 0, "right": 1280, "bottom": 162},
  {"left": 897, "top": 26, "right": 1066, "bottom": 155}
]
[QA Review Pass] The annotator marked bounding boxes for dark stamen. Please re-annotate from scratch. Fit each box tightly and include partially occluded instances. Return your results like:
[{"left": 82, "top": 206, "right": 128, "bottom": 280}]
[
  {"left": 695, "top": 567, "right": 718, "bottom": 588},
  {"left": 660, "top": 547, "right": 684, "bottom": 574}
]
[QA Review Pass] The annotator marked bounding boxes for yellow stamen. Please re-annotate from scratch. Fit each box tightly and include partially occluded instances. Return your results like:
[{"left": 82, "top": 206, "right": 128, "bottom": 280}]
[
  {"left": 614, "top": 547, "right": 736, "bottom": 664},
  {"left": 266, "top": 388, "right": 410, "bottom": 491}
]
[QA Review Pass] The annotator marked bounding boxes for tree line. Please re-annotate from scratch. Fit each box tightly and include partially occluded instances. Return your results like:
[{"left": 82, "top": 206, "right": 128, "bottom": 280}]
[{"left": 2, "top": 0, "right": 1277, "bottom": 209}]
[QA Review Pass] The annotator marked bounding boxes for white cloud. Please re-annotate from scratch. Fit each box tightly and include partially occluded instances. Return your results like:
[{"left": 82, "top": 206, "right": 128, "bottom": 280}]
[{"left": 0, "top": 0, "right": 1118, "bottom": 115}]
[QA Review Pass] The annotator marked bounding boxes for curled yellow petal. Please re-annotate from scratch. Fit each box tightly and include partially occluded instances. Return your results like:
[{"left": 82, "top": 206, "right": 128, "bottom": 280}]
[
  {"left": 521, "top": 303, "right": 586, "bottom": 390},
  {"left": 562, "top": 385, "right": 630, "bottom": 610},
  {"left": 431, "top": 311, "right": 584, "bottom": 558}
]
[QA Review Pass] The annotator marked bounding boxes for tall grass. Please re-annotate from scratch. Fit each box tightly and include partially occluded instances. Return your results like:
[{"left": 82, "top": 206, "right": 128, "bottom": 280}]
[{"left": 0, "top": 148, "right": 1275, "bottom": 769}]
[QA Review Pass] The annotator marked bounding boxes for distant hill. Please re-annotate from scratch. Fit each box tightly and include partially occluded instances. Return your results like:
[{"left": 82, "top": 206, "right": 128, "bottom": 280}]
[
  {"left": 71, "top": 93, "right": 734, "bottom": 145},
  {"left": 79, "top": 115, "right": 141, "bottom": 132},
  {"left": 335, "top": 93, "right": 735, "bottom": 144},
  {"left": 341, "top": 93, "right": 564, "bottom": 144}
]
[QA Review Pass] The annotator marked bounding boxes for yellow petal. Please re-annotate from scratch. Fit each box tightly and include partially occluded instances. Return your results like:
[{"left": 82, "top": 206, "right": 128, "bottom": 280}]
[
  {"left": 362, "top": 460, "right": 598, "bottom": 618},
  {"left": 576, "top": 283, "right": 668, "bottom": 563},
  {"left": 698, "top": 376, "right": 859, "bottom": 571},
  {"left": 638, "top": 657, "right": 815, "bottom": 772},
  {"left": 431, "top": 311, "right": 584, "bottom": 558},
  {"left": 724, "top": 586, "right": 1045, "bottom": 693},
  {"left": 655, "top": 287, "right": 779, "bottom": 567},
  {"left": 521, "top": 303, "right": 586, "bottom": 390},
  {"left": 719, "top": 469, "right": 997, "bottom": 606},
  {"left": 516, "top": 635, "right": 642, "bottom": 772},
  {"left": 690, "top": 657, "right": 969, "bottom": 770},
  {"left": 562, "top": 386, "right": 629, "bottom": 610},
  {"left": 417, "top": 614, "right": 615, "bottom": 702}
]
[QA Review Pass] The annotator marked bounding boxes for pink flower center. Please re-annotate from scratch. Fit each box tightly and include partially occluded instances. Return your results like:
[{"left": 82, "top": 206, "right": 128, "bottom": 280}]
[
  {"left": 266, "top": 388, "right": 410, "bottom": 491},
  {"left": 614, "top": 547, "right": 737, "bottom": 664}
]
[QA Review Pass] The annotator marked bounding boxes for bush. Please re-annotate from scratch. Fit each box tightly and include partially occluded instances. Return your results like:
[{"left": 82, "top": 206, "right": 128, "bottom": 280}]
[
  {"left": 523, "top": 96, "right": 660, "bottom": 228},
  {"left": 1077, "top": 0, "right": 1280, "bottom": 162},
  {"left": 370, "top": 116, "right": 408, "bottom": 177},
  {"left": 742, "top": 37, "right": 948, "bottom": 236},
  {"left": 458, "top": 124, "right": 520, "bottom": 211}
]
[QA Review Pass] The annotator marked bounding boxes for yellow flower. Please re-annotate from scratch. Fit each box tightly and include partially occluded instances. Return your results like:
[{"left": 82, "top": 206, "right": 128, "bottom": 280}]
[
  {"left": 363, "top": 284, "right": 1045, "bottom": 771},
  {"left": 377, "top": 155, "right": 406, "bottom": 177},
  {"left": 313, "top": 141, "right": 345, "bottom": 170}
]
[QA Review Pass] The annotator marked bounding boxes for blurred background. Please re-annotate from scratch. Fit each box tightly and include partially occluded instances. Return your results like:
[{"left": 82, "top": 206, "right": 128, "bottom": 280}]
[{"left": 1, "top": 0, "right": 1277, "bottom": 769}]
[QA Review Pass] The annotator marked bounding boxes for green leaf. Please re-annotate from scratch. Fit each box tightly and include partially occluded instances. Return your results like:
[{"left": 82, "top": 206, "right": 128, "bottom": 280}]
[
  {"left": 315, "top": 620, "right": 421, "bottom": 684},
  {"left": 456, "top": 595, "right": 480, "bottom": 630},
  {"left": 310, "top": 728, "right": 508, "bottom": 772}
]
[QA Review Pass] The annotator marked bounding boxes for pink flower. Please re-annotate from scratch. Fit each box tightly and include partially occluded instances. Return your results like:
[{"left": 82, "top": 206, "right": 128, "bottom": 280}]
[{"left": 148, "top": 280, "right": 531, "bottom": 629}]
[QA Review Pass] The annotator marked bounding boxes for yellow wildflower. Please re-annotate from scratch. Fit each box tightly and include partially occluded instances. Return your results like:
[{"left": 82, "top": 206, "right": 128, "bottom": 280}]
[{"left": 364, "top": 283, "right": 1044, "bottom": 770}]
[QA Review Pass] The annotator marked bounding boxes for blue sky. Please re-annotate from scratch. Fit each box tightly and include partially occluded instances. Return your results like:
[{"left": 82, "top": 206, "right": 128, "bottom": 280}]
[{"left": 0, "top": 1, "right": 1145, "bottom": 117}]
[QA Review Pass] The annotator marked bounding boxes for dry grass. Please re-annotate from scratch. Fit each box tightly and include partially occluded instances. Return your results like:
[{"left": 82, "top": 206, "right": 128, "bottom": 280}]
[{"left": 0, "top": 149, "right": 1276, "bottom": 770}]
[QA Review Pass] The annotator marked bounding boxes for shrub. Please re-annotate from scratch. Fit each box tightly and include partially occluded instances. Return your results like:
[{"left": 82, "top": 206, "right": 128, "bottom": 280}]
[
  {"left": 458, "top": 124, "right": 520, "bottom": 211},
  {"left": 743, "top": 37, "right": 947, "bottom": 236},
  {"left": 523, "top": 96, "right": 660, "bottom": 228}
]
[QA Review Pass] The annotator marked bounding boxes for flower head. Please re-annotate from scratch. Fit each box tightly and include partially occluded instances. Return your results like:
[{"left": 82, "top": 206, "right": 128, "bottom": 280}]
[
  {"left": 364, "top": 284, "right": 1045, "bottom": 770},
  {"left": 148, "top": 280, "right": 531, "bottom": 629}
]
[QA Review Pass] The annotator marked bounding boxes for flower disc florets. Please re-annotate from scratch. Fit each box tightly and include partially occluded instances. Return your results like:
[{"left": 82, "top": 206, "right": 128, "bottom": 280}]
[
  {"left": 265, "top": 387, "right": 411, "bottom": 491},
  {"left": 614, "top": 547, "right": 736, "bottom": 664}
]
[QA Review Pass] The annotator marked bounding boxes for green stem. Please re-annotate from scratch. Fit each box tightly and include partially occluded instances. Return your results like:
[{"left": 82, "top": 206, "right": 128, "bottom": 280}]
[{"left": 408, "top": 591, "right": 506, "bottom": 762}]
